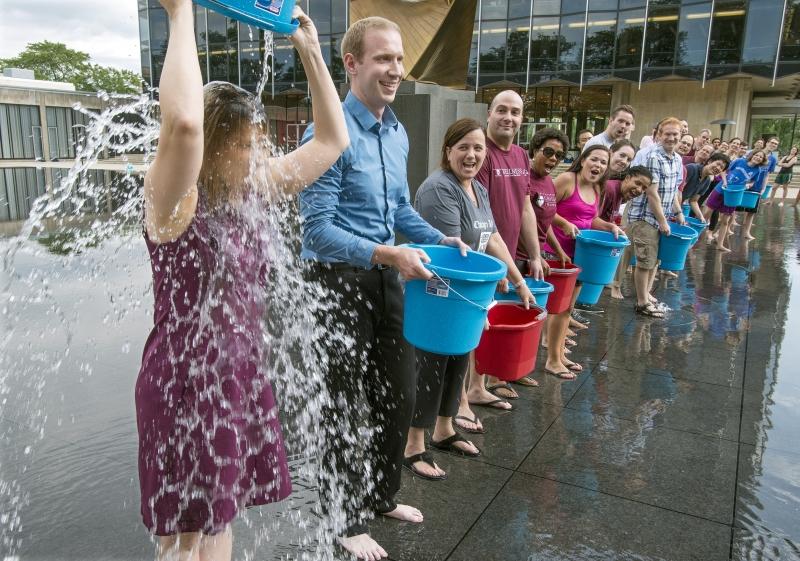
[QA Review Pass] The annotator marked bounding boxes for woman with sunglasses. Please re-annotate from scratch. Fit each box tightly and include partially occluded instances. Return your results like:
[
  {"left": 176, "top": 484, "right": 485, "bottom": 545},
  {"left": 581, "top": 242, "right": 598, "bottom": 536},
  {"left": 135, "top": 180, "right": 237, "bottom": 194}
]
[{"left": 544, "top": 145, "right": 623, "bottom": 378}]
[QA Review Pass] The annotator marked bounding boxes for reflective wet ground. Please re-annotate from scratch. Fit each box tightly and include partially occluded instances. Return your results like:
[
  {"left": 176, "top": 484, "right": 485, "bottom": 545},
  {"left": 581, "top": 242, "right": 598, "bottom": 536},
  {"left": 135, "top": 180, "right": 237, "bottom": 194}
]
[{"left": 1, "top": 205, "right": 799, "bottom": 560}]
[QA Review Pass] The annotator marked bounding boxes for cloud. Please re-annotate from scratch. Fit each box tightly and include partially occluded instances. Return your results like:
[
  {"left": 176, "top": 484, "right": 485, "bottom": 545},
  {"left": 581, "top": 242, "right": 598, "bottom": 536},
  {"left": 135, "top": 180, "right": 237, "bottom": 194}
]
[{"left": 0, "top": 0, "right": 141, "bottom": 74}]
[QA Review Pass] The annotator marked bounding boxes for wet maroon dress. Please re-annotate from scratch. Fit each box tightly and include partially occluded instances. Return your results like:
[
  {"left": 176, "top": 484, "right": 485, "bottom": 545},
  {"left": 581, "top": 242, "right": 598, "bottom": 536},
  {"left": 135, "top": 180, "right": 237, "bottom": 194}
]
[{"left": 136, "top": 197, "right": 292, "bottom": 536}]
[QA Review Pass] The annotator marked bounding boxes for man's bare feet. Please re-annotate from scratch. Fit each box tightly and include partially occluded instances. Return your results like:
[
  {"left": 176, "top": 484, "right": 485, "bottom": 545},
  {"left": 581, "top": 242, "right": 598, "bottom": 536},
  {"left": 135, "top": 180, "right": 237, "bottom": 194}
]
[
  {"left": 610, "top": 286, "right": 624, "bottom": 300},
  {"left": 338, "top": 534, "right": 388, "bottom": 561},
  {"left": 381, "top": 504, "right": 423, "bottom": 523}
]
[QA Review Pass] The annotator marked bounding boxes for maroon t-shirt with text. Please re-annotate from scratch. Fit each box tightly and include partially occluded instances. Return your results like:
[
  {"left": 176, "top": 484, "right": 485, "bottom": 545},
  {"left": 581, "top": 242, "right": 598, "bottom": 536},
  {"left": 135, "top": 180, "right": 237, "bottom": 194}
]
[
  {"left": 598, "top": 179, "right": 623, "bottom": 222},
  {"left": 517, "top": 171, "right": 558, "bottom": 260},
  {"left": 476, "top": 138, "right": 531, "bottom": 256}
]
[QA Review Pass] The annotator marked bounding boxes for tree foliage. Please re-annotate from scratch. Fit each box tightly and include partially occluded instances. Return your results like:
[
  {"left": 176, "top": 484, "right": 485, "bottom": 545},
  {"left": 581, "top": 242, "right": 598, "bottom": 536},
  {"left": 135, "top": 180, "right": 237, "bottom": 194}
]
[{"left": 0, "top": 41, "right": 142, "bottom": 94}]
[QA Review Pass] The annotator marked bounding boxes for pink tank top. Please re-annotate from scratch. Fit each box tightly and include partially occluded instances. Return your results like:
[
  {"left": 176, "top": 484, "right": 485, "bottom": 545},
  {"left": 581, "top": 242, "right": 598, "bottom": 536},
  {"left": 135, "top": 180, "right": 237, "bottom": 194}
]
[{"left": 551, "top": 174, "right": 599, "bottom": 258}]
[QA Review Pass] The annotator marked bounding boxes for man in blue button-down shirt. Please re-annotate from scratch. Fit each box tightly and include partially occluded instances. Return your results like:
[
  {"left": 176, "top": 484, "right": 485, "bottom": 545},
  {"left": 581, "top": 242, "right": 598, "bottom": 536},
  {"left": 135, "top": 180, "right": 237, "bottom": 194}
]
[{"left": 299, "top": 16, "right": 467, "bottom": 561}]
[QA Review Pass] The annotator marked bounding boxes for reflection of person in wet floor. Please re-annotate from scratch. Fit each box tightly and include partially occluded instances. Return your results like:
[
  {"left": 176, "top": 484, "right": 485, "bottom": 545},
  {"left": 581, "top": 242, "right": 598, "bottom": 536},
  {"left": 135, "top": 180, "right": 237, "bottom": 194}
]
[
  {"left": 465, "top": 90, "right": 548, "bottom": 404},
  {"left": 737, "top": 136, "right": 779, "bottom": 239},
  {"left": 703, "top": 150, "right": 767, "bottom": 252},
  {"left": 406, "top": 119, "right": 536, "bottom": 480},
  {"left": 545, "top": 145, "right": 624, "bottom": 378},
  {"left": 135, "top": 2, "right": 348, "bottom": 560},
  {"left": 299, "top": 17, "right": 468, "bottom": 561}
]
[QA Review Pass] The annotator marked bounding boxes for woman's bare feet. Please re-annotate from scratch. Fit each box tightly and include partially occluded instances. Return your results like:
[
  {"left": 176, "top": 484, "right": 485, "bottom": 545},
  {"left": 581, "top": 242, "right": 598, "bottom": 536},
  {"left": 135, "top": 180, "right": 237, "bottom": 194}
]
[
  {"left": 716, "top": 244, "right": 731, "bottom": 252},
  {"left": 569, "top": 316, "right": 589, "bottom": 330},
  {"left": 610, "top": 286, "right": 624, "bottom": 299},
  {"left": 338, "top": 534, "right": 388, "bottom": 561},
  {"left": 567, "top": 328, "right": 577, "bottom": 337},
  {"left": 467, "top": 385, "right": 513, "bottom": 410},
  {"left": 454, "top": 403, "right": 483, "bottom": 433},
  {"left": 381, "top": 504, "right": 424, "bottom": 523},
  {"left": 743, "top": 232, "right": 755, "bottom": 240},
  {"left": 543, "top": 359, "right": 577, "bottom": 380}
]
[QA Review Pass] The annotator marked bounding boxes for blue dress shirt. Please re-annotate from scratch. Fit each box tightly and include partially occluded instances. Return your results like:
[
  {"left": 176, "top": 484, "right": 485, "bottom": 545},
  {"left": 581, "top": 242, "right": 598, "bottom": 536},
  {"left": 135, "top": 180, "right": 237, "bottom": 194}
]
[{"left": 299, "top": 92, "right": 444, "bottom": 268}]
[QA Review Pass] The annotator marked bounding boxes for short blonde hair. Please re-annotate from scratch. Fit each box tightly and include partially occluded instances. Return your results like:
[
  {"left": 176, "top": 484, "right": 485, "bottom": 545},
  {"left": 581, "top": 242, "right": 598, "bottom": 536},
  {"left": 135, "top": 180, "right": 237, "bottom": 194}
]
[{"left": 341, "top": 16, "right": 401, "bottom": 63}]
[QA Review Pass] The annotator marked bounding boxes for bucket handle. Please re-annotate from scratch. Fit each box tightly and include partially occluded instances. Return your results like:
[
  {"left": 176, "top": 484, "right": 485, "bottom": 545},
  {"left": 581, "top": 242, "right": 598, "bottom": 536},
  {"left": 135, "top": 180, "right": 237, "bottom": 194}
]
[{"left": 430, "top": 269, "right": 495, "bottom": 312}]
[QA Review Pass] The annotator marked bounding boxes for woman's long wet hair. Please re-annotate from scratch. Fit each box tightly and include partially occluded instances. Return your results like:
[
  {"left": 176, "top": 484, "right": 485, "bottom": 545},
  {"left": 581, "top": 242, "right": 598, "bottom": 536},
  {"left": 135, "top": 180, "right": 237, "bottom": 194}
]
[{"left": 199, "top": 82, "right": 268, "bottom": 207}]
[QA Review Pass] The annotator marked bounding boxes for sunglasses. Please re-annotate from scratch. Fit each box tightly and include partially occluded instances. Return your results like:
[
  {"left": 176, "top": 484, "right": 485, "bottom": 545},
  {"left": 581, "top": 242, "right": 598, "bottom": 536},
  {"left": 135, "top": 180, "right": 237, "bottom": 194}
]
[{"left": 541, "top": 147, "right": 566, "bottom": 160}]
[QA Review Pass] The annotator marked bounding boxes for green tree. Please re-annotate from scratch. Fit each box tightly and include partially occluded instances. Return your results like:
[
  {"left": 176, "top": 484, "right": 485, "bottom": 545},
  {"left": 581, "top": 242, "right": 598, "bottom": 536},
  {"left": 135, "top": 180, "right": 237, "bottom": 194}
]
[{"left": 0, "top": 41, "right": 141, "bottom": 94}]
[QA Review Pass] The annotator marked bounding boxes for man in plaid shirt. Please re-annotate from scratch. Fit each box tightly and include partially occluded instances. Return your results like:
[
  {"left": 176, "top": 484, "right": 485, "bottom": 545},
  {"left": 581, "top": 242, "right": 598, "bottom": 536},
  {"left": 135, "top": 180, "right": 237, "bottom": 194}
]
[{"left": 625, "top": 117, "right": 687, "bottom": 318}]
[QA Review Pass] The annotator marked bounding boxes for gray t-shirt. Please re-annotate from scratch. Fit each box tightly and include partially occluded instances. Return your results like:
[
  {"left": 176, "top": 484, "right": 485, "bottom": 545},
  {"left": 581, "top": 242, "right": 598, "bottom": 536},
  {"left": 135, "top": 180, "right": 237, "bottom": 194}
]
[
  {"left": 583, "top": 131, "right": 614, "bottom": 151},
  {"left": 414, "top": 169, "right": 497, "bottom": 252}
]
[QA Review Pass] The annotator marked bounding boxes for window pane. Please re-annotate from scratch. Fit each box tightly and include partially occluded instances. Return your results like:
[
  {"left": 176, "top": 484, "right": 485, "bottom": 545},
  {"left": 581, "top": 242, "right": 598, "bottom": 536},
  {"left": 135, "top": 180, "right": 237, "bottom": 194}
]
[
  {"left": 707, "top": 0, "right": 745, "bottom": 65},
  {"left": 481, "top": 0, "right": 508, "bottom": 20},
  {"left": 332, "top": 0, "right": 348, "bottom": 32},
  {"left": 533, "top": 0, "right": 561, "bottom": 15},
  {"left": 742, "top": 0, "right": 783, "bottom": 64},
  {"left": 584, "top": 11, "right": 617, "bottom": 69},
  {"left": 207, "top": 11, "right": 227, "bottom": 43},
  {"left": 616, "top": 9, "right": 644, "bottom": 68},
  {"left": 330, "top": 34, "right": 346, "bottom": 81},
  {"left": 590, "top": 0, "right": 618, "bottom": 10},
  {"left": 561, "top": 0, "right": 585, "bottom": 14},
  {"left": 195, "top": 6, "right": 207, "bottom": 46},
  {"left": 310, "top": 0, "right": 331, "bottom": 34},
  {"left": 505, "top": 18, "right": 530, "bottom": 73},
  {"left": 479, "top": 21, "right": 508, "bottom": 75},
  {"left": 780, "top": 0, "right": 800, "bottom": 63},
  {"left": 644, "top": 4, "right": 679, "bottom": 67},
  {"left": 558, "top": 12, "right": 584, "bottom": 71},
  {"left": 508, "top": 0, "right": 531, "bottom": 19},
  {"left": 675, "top": 2, "right": 711, "bottom": 67},
  {"left": 468, "top": 13, "right": 480, "bottom": 85},
  {"left": 209, "top": 45, "right": 229, "bottom": 81},
  {"left": 149, "top": 7, "right": 169, "bottom": 52},
  {"left": 273, "top": 36, "right": 296, "bottom": 84},
  {"left": 619, "top": 0, "right": 646, "bottom": 7},
  {"left": 530, "top": 17, "right": 560, "bottom": 71}
]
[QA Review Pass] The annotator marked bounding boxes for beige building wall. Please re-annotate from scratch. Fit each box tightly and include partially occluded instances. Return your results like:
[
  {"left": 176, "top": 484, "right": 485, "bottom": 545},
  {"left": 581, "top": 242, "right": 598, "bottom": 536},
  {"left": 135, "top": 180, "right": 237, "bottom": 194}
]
[{"left": 611, "top": 78, "right": 753, "bottom": 144}]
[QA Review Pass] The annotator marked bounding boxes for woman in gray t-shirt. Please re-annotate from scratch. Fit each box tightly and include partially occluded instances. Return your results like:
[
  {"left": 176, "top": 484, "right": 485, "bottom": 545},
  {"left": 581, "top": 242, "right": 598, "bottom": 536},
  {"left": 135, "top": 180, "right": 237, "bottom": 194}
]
[{"left": 404, "top": 119, "right": 534, "bottom": 481}]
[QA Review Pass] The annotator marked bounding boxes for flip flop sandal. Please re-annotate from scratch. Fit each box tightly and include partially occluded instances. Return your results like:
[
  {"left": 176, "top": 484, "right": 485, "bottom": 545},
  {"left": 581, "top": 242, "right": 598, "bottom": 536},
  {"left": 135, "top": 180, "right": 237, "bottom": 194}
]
[
  {"left": 486, "top": 382, "right": 520, "bottom": 399},
  {"left": 544, "top": 368, "right": 577, "bottom": 380},
  {"left": 635, "top": 303, "right": 665, "bottom": 318},
  {"left": 453, "top": 414, "right": 485, "bottom": 434},
  {"left": 563, "top": 360, "right": 584, "bottom": 373},
  {"left": 430, "top": 433, "right": 481, "bottom": 458},
  {"left": 565, "top": 338, "right": 577, "bottom": 347},
  {"left": 403, "top": 451, "right": 447, "bottom": 481},
  {"left": 511, "top": 376, "right": 539, "bottom": 387},
  {"left": 469, "top": 398, "right": 513, "bottom": 411}
]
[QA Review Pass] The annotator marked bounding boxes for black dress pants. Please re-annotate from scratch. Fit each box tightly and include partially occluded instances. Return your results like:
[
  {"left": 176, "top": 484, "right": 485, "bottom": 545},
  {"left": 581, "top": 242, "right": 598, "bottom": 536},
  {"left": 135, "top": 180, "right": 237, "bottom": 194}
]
[
  {"left": 309, "top": 263, "right": 416, "bottom": 537},
  {"left": 412, "top": 350, "right": 469, "bottom": 428}
]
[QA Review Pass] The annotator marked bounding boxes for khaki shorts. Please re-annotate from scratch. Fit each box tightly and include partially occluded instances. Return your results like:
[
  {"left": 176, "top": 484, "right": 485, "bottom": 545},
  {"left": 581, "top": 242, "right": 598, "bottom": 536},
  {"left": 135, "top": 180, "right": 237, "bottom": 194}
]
[{"left": 626, "top": 220, "right": 660, "bottom": 270}]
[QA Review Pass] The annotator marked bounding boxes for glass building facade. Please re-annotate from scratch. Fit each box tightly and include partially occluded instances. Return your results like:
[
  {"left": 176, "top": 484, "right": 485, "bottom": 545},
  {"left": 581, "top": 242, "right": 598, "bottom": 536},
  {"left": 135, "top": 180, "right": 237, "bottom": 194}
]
[{"left": 138, "top": 0, "right": 349, "bottom": 148}]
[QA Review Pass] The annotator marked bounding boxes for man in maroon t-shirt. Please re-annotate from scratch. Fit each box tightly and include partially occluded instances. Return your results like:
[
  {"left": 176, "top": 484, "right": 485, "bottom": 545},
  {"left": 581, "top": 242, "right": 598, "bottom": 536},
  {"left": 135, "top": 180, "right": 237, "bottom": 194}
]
[{"left": 469, "top": 90, "right": 547, "bottom": 400}]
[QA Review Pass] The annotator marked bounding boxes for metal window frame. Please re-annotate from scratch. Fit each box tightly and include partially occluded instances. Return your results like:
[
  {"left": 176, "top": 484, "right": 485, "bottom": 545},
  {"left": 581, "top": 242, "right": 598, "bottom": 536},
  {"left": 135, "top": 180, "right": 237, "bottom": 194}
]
[
  {"left": 579, "top": 0, "right": 589, "bottom": 90},
  {"left": 638, "top": 0, "right": 650, "bottom": 89},
  {"left": 475, "top": 0, "right": 483, "bottom": 94},
  {"left": 525, "top": 0, "right": 534, "bottom": 91},
  {"left": 773, "top": 0, "right": 790, "bottom": 86},
  {"left": 702, "top": 0, "right": 716, "bottom": 88}
]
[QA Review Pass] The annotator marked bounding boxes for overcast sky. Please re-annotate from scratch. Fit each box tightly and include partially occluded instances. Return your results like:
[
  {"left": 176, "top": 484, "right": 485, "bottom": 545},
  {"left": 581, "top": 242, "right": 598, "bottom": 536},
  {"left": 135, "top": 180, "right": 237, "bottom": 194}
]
[{"left": 0, "top": 0, "right": 142, "bottom": 74}]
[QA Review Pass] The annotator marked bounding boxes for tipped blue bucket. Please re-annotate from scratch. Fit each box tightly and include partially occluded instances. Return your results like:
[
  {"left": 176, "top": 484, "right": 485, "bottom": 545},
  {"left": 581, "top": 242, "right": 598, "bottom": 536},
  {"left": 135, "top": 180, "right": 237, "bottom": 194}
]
[
  {"left": 682, "top": 202, "right": 691, "bottom": 217},
  {"left": 658, "top": 223, "right": 698, "bottom": 271},
  {"left": 193, "top": 0, "right": 299, "bottom": 34},
  {"left": 573, "top": 230, "right": 630, "bottom": 305},
  {"left": 495, "top": 278, "right": 554, "bottom": 308},
  {"left": 685, "top": 217, "right": 708, "bottom": 245},
  {"left": 404, "top": 245, "right": 507, "bottom": 355},
  {"left": 761, "top": 184, "right": 772, "bottom": 200},
  {"left": 740, "top": 191, "right": 760, "bottom": 209},
  {"left": 722, "top": 183, "right": 746, "bottom": 207}
]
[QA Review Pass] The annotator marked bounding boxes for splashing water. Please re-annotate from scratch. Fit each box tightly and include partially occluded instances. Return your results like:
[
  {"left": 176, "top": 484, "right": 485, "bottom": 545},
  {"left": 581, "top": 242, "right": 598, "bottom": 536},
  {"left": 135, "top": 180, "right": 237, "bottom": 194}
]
[{"left": 1, "top": 28, "right": 366, "bottom": 560}]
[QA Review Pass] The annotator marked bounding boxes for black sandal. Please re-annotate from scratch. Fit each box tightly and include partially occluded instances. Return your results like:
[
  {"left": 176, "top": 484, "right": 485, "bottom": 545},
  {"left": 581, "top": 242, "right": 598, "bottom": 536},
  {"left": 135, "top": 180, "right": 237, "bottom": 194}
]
[
  {"left": 430, "top": 433, "right": 481, "bottom": 458},
  {"left": 635, "top": 302, "right": 665, "bottom": 318},
  {"left": 403, "top": 451, "right": 447, "bottom": 480},
  {"left": 486, "top": 382, "right": 519, "bottom": 399},
  {"left": 453, "top": 414, "right": 485, "bottom": 434}
]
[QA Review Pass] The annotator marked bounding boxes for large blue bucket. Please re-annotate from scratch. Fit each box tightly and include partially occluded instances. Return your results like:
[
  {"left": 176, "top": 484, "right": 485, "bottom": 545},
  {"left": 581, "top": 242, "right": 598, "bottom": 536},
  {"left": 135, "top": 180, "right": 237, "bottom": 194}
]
[
  {"left": 722, "top": 183, "right": 746, "bottom": 207},
  {"left": 761, "top": 184, "right": 772, "bottom": 200},
  {"left": 495, "top": 278, "right": 554, "bottom": 308},
  {"left": 404, "top": 245, "right": 507, "bottom": 355},
  {"left": 574, "top": 230, "right": 630, "bottom": 306},
  {"left": 193, "top": 0, "right": 299, "bottom": 33},
  {"left": 685, "top": 217, "right": 708, "bottom": 244},
  {"left": 740, "top": 191, "right": 760, "bottom": 209},
  {"left": 574, "top": 230, "right": 631, "bottom": 285},
  {"left": 658, "top": 224, "right": 698, "bottom": 271},
  {"left": 682, "top": 202, "right": 691, "bottom": 217}
]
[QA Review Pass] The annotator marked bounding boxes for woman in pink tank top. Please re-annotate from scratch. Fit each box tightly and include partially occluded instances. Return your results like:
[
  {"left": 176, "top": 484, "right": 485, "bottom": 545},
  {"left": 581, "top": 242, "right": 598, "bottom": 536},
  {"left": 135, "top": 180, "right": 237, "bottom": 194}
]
[{"left": 544, "top": 146, "right": 623, "bottom": 380}]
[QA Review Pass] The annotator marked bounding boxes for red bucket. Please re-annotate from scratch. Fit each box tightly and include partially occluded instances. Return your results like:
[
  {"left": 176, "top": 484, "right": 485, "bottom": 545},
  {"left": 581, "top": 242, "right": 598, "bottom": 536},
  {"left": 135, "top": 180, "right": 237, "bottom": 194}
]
[
  {"left": 543, "top": 260, "right": 581, "bottom": 314},
  {"left": 475, "top": 304, "right": 548, "bottom": 382}
]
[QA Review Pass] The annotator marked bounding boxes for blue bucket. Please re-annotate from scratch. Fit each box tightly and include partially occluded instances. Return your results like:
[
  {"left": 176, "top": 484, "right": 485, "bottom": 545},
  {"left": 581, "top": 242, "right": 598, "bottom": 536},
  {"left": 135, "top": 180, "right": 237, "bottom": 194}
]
[
  {"left": 574, "top": 230, "right": 631, "bottom": 286},
  {"left": 761, "top": 184, "right": 772, "bottom": 200},
  {"left": 495, "top": 278, "right": 554, "bottom": 308},
  {"left": 658, "top": 224, "right": 698, "bottom": 271},
  {"left": 682, "top": 202, "right": 691, "bottom": 217},
  {"left": 722, "top": 183, "right": 746, "bottom": 207},
  {"left": 193, "top": 0, "right": 299, "bottom": 33},
  {"left": 740, "top": 191, "right": 760, "bottom": 209},
  {"left": 685, "top": 217, "right": 708, "bottom": 244},
  {"left": 575, "top": 281, "right": 605, "bottom": 305},
  {"left": 404, "top": 245, "right": 507, "bottom": 355}
]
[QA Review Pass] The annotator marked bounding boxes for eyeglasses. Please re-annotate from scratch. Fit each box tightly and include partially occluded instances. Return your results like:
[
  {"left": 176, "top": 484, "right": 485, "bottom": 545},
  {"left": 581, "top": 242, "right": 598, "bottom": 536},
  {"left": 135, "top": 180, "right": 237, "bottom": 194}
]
[{"left": 541, "top": 147, "right": 566, "bottom": 160}]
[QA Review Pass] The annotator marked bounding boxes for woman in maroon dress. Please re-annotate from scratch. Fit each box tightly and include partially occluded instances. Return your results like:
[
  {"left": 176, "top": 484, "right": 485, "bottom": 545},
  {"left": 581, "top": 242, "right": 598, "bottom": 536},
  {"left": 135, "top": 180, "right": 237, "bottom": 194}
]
[{"left": 136, "top": 1, "right": 348, "bottom": 559}]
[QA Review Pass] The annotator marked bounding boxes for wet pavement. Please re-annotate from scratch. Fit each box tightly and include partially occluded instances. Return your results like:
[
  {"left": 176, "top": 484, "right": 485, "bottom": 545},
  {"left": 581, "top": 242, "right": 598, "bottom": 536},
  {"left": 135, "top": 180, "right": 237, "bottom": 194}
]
[{"left": 1, "top": 205, "right": 800, "bottom": 560}]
